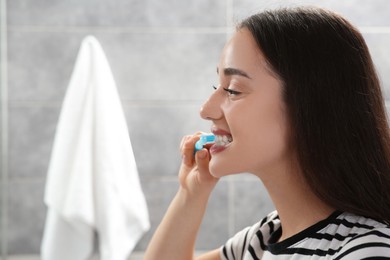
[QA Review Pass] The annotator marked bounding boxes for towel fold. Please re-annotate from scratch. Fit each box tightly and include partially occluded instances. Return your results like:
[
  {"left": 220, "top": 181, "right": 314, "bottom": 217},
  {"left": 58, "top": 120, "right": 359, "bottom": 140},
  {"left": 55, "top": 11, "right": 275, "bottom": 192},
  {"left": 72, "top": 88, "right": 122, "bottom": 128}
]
[{"left": 41, "top": 35, "right": 150, "bottom": 260}]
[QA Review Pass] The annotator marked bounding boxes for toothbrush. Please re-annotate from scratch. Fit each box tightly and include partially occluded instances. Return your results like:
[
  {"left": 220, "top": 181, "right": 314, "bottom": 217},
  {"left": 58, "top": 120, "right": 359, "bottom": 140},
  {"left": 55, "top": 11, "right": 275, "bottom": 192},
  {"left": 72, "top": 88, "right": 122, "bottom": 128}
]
[{"left": 194, "top": 133, "right": 215, "bottom": 152}]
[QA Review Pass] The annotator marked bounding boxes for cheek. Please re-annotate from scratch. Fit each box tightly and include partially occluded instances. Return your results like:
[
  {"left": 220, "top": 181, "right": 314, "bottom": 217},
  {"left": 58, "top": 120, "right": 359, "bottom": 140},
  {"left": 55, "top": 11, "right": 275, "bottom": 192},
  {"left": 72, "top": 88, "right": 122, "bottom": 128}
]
[
  {"left": 255, "top": 114, "right": 291, "bottom": 172},
  {"left": 209, "top": 97, "right": 290, "bottom": 176},
  {"left": 229, "top": 107, "right": 289, "bottom": 173}
]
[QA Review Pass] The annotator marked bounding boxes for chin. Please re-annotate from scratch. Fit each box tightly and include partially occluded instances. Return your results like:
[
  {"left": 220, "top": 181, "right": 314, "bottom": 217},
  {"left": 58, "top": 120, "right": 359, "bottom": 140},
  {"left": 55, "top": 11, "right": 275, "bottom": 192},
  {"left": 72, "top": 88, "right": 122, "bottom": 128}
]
[{"left": 209, "top": 160, "right": 240, "bottom": 178}]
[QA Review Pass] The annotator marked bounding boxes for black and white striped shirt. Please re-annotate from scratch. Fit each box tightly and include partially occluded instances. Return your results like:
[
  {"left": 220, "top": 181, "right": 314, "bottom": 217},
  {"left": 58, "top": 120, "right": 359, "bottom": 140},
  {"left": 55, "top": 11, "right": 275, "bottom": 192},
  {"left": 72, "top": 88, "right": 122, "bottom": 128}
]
[{"left": 220, "top": 211, "right": 390, "bottom": 259}]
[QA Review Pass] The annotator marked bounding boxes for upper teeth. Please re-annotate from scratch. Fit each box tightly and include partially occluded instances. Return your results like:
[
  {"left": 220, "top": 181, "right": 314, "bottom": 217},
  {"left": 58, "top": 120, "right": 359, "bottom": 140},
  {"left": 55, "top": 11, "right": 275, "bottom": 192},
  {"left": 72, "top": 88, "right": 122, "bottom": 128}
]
[{"left": 215, "top": 135, "right": 232, "bottom": 147}]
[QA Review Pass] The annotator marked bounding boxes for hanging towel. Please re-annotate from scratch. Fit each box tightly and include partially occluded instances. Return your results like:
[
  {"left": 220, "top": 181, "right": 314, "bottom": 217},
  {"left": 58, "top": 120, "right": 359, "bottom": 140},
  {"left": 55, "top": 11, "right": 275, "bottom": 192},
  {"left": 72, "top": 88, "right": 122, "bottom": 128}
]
[{"left": 41, "top": 36, "right": 150, "bottom": 260}]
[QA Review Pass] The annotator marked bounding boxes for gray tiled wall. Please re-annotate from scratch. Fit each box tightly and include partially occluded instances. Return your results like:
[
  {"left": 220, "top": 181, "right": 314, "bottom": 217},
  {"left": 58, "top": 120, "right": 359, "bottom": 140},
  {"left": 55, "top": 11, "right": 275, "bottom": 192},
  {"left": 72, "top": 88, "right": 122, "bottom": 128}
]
[{"left": 1, "top": 0, "right": 389, "bottom": 258}]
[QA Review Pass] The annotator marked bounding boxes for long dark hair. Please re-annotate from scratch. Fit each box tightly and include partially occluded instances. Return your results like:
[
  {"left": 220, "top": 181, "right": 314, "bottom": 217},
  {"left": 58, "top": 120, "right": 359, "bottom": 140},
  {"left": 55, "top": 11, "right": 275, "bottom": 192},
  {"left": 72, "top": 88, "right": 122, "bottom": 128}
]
[{"left": 240, "top": 7, "right": 390, "bottom": 224}]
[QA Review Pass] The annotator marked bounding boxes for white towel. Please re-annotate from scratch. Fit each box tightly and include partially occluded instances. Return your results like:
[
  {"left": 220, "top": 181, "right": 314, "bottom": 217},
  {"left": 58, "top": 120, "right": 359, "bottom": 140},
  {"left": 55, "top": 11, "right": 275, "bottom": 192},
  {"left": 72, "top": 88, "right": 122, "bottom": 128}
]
[{"left": 41, "top": 36, "right": 150, "bottom": 260}]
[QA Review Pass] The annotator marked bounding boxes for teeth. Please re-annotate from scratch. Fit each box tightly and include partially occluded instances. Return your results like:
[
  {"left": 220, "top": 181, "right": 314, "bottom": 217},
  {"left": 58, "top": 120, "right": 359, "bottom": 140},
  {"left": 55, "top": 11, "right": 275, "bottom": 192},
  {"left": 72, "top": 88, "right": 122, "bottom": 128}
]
[{"left": 214, "top": 135, "right": 233, "bottom": 147}]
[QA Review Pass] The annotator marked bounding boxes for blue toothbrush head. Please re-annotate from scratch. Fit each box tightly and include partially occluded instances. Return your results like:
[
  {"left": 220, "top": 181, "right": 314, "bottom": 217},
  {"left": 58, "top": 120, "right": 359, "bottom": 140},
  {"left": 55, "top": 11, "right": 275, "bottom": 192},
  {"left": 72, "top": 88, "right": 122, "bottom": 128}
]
[{"left": 194, "top": 133, "right": 215, "bottom": 152}]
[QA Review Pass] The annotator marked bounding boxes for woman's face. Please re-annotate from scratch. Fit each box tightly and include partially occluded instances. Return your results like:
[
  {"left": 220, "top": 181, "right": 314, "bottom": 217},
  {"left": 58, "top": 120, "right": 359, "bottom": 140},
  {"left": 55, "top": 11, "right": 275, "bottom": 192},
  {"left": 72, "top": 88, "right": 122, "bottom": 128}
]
[{"left": 200, "top": 29, "right": 292, "bottom": 178}]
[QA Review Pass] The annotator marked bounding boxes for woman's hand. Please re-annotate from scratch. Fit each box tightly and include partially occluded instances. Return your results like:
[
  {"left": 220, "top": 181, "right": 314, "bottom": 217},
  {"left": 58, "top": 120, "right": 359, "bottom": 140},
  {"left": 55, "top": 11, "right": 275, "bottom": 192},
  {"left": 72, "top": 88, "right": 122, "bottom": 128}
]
[
  {"left": 144, "top": 133, "right": 220, "bottom": 260},
  {"left": 179, "top": 133, "right": 219, "bottom": 196}
]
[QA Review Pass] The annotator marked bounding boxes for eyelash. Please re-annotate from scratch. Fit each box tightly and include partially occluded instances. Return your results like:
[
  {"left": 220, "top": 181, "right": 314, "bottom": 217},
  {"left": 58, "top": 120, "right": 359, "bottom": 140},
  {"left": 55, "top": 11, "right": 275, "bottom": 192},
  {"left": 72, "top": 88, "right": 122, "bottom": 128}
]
[
  {"left": 223, "top": 88, "right": 241, "bottom": 96},
  {"left": 212, "top": 85, "right": 242, "bottom": 96}
]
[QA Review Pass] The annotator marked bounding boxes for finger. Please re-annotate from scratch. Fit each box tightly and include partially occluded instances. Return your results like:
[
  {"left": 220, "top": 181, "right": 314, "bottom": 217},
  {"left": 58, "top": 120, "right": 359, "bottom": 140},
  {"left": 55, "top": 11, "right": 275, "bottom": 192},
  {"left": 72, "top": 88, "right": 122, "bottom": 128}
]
[
  {"left": 180, "top": 135, "right": 191, "bottom": 151},
  {"left": 194, "top": 148, "right": 213, "bottom": 180},
  {"left": 181, "top": 135, "right": 199, "bottom": 166}
]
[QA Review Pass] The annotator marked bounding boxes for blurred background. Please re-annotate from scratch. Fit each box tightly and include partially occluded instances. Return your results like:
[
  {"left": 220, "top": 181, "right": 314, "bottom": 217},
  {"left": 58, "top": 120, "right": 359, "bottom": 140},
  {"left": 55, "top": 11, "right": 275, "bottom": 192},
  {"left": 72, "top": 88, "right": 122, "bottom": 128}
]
[{"left": 0, "top": 0, "right": 389, "bottom": 259}]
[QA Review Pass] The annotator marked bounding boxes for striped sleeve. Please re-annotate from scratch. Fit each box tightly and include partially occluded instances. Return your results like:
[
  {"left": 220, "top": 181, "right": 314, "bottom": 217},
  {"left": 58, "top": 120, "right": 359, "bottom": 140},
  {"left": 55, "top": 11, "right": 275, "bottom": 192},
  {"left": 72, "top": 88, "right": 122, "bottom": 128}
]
[{"left": 334, "top": 228, "right": 390, "bottom": 259}]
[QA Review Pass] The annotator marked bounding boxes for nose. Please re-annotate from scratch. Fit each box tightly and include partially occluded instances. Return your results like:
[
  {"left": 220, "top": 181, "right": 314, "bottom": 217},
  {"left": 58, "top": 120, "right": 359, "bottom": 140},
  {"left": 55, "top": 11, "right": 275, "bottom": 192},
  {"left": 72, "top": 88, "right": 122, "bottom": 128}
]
[{"left": 199, "top": 88, "right": 223, "bottom": 121}]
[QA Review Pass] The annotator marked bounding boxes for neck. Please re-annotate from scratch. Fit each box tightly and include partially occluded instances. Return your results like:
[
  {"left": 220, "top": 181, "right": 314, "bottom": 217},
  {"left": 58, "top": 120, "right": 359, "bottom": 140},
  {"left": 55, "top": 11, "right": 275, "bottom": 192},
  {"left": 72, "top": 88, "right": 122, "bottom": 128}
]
[{"left": 258, "top": 162, "right": 335, "bottom": 241}]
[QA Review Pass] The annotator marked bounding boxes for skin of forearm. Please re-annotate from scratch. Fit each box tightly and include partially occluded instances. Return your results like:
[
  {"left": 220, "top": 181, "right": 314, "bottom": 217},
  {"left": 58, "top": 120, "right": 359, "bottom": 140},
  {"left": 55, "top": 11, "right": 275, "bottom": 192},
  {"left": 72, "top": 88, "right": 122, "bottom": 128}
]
[{"left": 144, "top": 187, "right": 211, "bottom": 260}]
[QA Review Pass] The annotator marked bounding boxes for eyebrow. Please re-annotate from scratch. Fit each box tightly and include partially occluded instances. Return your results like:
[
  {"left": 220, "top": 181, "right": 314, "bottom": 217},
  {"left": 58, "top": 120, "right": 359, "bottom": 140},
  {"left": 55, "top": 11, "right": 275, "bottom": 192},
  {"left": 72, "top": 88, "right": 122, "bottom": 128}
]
[{"left": 217, "top": 67, "right": 252, "bottom": 79}]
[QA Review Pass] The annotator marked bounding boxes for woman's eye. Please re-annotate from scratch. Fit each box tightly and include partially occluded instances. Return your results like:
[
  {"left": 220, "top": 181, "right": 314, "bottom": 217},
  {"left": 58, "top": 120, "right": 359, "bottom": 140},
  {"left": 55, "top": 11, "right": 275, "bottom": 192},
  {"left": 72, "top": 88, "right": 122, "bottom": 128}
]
[{"left": 223, "top": 87, "right": 241, "bottom": 96}]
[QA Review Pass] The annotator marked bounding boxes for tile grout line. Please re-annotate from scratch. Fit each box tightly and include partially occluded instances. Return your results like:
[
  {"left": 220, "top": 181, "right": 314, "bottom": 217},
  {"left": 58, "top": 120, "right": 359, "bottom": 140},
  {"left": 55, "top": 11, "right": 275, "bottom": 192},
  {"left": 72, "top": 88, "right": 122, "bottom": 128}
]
[
  {"left": 7, "top": 99, "right": 207, "bottom": 107},
  {"left": 0, "top": 0, "right": 8, "bottom": 258},
  {"left": 5, "top": 25, "right": 390, "bottom": 35},
  {"left": 7, "top": 25, "right": 231, "bottom": 34}
]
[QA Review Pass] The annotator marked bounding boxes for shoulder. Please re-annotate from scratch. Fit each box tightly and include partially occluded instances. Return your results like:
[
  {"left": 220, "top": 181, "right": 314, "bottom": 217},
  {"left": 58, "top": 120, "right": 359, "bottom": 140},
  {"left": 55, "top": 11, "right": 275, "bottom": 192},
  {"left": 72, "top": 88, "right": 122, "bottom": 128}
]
[
  {"left": 333, "top": 213, "right": 390, "bottom": 259},
  {"left": 220, "top": 211, "right": 280, "bottom": 260},
  {"left": 230, "top": 210, "right": 280, "bottom": 241}
]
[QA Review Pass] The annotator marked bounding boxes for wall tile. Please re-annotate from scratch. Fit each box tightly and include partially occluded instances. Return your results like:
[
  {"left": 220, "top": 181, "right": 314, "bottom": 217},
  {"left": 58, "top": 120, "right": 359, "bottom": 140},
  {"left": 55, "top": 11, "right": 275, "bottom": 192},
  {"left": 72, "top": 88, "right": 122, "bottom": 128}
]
[
  {"left": 124, "top": 103, "right": 211, "bottom": 180},
  {"left": 9, "top": 102, "right": 211, "bottom": 179},
  {"left": 0, "top": 181, "right": 3, "bottom": 257},
  {"left": 134, "top": 179, "right": 179, "bottom": 250},
  {"left": 98, "top": 32, "right": 225, "bottom": 102},
  {"left": 196, "top": 180, "right": 229, "bottom": 250},
  {"left": 387, "top": 105, "right": 390, "bottom": 119},
  {"left": 8, "top": 31, "right": 225, "bottom": 102},
  {"left": 8, "top": 0, "right": 227, "bottom": 27},
  {"left": 7, "top": 31, "right": 81, "bottom": 102},
  {"left": 136, "top": 179, "right": 230, "bottom": 251},
  {"left": 8, "top": 105, "right": 59, "bottom": 179},
  {"left": 232, "top": 175, "right": 275, "bottom": 234},
  {"left": 8, "top": 102, "right": 211, "bottom": 180},
  {"left": 233, "top": 0, "right": 390, "bottom": 27},
  {"left": 7, "top": 179, "right": 46, "bottom": 255},
  {"left": 363, "top": 33, "right": 390, "bottom": 100}
]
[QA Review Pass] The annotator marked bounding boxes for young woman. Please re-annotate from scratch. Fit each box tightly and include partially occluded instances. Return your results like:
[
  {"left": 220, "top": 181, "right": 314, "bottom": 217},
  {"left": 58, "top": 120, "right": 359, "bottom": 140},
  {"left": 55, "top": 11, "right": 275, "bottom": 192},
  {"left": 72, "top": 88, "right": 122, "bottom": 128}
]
[{"left": 144, "top": 7, "right": 390, "bottom": 259}]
